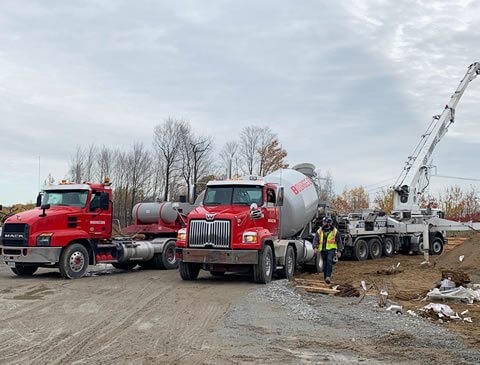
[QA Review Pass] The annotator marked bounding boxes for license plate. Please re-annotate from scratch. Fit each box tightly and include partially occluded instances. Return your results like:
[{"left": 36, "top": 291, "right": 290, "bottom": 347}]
[{"left": 6, "top": 262, "right": 15, "bottom": 268}]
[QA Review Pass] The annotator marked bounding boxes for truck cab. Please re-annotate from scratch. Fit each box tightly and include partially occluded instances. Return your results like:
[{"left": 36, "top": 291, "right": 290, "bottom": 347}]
[
  {"left": 0, "top": 182, "right": 112, "bottom": 277},
  {"left": 176, "top": 174, "right": 321, "bottom": 283}
]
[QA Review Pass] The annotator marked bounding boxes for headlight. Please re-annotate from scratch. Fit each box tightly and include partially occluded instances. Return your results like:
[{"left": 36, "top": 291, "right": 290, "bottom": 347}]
[
  {"left": 177, "top": 228, "right": 186, "bottom": 241},
  {"left": 243, "top": 232, "right": 257, "bottom": 243},
  {"left": 36, "top": 232, "right": 54, "bottom": 247}
]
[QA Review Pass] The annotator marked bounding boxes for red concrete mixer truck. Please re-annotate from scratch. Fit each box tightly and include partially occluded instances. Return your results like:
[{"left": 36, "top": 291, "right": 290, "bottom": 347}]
[
  {"left": 0, "top": 180, "right": 189, "bottom": 279},
  {"left": 175, "top": 165, "right": 324, "bottom": 283}
]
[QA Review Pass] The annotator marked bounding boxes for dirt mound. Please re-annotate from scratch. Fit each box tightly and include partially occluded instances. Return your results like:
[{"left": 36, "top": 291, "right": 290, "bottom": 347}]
[{"left": 436, "top": 234, "right": 480, "bottom": 272}]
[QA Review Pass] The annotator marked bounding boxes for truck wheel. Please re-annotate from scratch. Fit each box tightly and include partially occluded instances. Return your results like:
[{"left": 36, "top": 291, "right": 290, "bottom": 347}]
[
  {"left": 279, "top": 245, "right": 295, "bottom": 279},
  {"left": 254, "top": 245, "right": 273, "bottom": 284},
  {"left": 112, "top": 262, "right": 137, "bottom": 270},
  {"left": 179, "top": 262, "right": 201, "bottom": 280},
  {"left": 160, "top": 240, "right": 178, "bottom": 269},
  {"left": 430, "top": 237, "right": 444, "bottom": 255},
  {"left": 353, "top": 240, "right": 368, "bottom": 261},
  {"left": 59, "top": 243, "right": 89, "bottom": 279},
  {"left": 368, "top": 238, "right": 382, "bottom": 259},
  {"left": 11, "top": 264, "right": 38, "bottom": 276},
  {"left": 383, "top": 238, "right": 394, "bottom": 257}
]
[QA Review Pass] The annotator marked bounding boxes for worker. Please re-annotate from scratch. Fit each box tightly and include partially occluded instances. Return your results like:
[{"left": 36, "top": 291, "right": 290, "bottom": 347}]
[{"left": 313, "top": 217, "right": 343, "bottom": 284}]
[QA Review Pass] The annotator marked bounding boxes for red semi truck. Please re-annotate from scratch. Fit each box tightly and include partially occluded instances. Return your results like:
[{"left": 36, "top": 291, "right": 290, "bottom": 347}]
[
  {"left": 0, "top": 180, "right": 183, "bottom": 278},
  {"left": 175, "top": 166, "right": 323, "bottom": 283}
]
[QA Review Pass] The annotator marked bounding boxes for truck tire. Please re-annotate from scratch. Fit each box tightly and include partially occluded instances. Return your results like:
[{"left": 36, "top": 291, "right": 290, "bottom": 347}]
[
  {"left": 353, "top": 240, "right": 368, "bottom": 261},
  {"left": 59, "top": 243, "right": 89, "bottom": 279},
  {"left": 11, "top": 264, "right": 38, "bottom": 276},
  {"left": 368, "top": 238, "right": 382, "bottom": 259},
  {"left": 279, "top": 245, "right": 295, "bottom": 279},
  {"left": 430, "top": 237, "right": 444, "bottom": 255},
  {"left": 254, "top": 245, "right": 273, "bottom": 284},
  {"left": 112, "top": 262, "right": 137, "bottom": 270},
  {"left": 179, "top": 262, "right": 201, "bottom": 280},
  {"left": 383, "top": 237, "right": 394, "bottom": 257},
  {"left": 159, "top": 240, "right": 178, "bottom": 269}
]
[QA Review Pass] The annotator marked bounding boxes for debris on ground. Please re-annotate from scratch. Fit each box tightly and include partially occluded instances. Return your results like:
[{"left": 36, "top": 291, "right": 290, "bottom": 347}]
[
  {"left": 426, "top": 286, "right": 480, "bottom": 304},
  {"left": 293, "top": 278, "right": 359, "bottom": 297},
  {"left": 372, "top": 279, "right": 389, "bottom": 307},
  {"left": 386, "top": 304, "right": 403, "bottom": 314},
  {"left": 377, "top": 262, "right": 402, "bottom": 275},
  {"left": 441, "top": 269, "right": 470, "bottom": 286},
  {"left": 422, "top": 303, "right": 460, "bottom": 321}
]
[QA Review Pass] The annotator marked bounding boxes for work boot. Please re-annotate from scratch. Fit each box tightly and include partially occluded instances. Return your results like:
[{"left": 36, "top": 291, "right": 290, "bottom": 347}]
[{"left": 325, "top": 277, "right": 331, "bottom": 284}]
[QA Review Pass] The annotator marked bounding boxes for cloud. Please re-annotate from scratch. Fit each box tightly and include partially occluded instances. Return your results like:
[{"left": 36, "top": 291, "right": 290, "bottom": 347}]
[{"left": 0, "top": 0, "right": 479, "bottom": 204}]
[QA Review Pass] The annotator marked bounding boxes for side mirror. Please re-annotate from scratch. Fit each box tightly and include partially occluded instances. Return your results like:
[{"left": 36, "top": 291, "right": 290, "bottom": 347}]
[
  {"left": 36, "top": 193, "right": 42, "bottom": 207},
  {"left": 250, "top": 203, "right": 263, "bottom": 220},
  {"left": 277, "top": 187, "right": 284, "bottom": 207},
  {"left": 250, "top": 203, "right": 258, "bottom": 211},
  {"left": 39, "top": 204, "right": 51, "bottom": 217},
  {"left": 100, "top": 193, "right": 110, "bottom": 211}
]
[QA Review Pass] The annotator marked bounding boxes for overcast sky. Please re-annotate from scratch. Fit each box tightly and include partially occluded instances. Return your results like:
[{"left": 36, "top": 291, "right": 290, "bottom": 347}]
[{"left": 0, "top": 0, "right": 479, "bottom": 205}]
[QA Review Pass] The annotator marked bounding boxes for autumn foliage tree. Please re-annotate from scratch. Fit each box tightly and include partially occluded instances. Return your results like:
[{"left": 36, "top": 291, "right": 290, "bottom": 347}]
[
  {"left": 331, "top": 186, "right": 369, "bottom": 215},
  {"left": 374, "top": 189, "right": 394, "bottom": 214},
  {"left": 258, "top": 139, "right": 288, "bottom": 175}
]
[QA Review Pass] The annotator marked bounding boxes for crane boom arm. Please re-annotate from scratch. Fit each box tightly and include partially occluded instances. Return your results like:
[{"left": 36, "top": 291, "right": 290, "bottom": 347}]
[{"left": 393, "top": 62, "right": 480, "bottom": 213}]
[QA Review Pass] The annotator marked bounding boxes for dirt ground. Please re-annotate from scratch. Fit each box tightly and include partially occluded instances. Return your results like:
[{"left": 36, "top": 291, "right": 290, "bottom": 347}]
[
  {"left": 297, "top": 238, "right": 480, "bottom": 348},
  {"left": 0, "top": 239, "right": 479, "bottom": 364}
]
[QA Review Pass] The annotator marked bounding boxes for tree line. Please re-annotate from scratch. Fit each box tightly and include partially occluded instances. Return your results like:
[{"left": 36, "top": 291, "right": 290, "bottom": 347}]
[{"left": 61, "top": 119, "right": 289, "bottom": 227}]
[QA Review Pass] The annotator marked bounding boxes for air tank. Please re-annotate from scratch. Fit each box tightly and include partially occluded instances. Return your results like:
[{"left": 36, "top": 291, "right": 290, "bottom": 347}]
[
  {"left": 133, "top": 202, "right": 178, "bottom": 225},
  {"left": 264, "top": 168, "right": 319, "bottom": 239}
]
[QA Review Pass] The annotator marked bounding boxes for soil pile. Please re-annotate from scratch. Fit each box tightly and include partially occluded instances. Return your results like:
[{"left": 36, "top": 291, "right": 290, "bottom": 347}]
[{"left": 436, "top": 234, "right": 480, "bottom": 273}]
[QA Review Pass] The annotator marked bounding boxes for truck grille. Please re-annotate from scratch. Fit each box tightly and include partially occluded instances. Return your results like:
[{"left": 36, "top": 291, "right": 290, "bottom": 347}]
[
  {"left": 188, "top": 220, "right": 231, "bottom": 248},
  {"left": 1, "top": 223, "right": 30, "bottom": 247}
]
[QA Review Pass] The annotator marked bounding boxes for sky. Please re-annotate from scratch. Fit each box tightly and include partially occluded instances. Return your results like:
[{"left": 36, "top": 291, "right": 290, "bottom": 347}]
[{"left": 0, "top": 0, "right": 479, "bottom": 205}]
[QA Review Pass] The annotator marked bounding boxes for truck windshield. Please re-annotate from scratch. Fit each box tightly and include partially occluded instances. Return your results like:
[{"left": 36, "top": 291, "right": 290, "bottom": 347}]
[
  {"left": 42, "top": 190, "right": 89, "bottom": 208},
  {"left": 204, "top": 186, "right": 264, "bottom": 206}
]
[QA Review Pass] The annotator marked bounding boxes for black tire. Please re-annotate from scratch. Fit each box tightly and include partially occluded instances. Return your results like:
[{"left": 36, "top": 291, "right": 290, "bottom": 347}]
[
  {"left": 59, "top": 243, "right": 89, "bottom": 279},
  {"left": 279, "top": 245, "right": 295, "bottom": 279},
  {"left": 112, "top": 262, "right": 137, "bottom": 270},
  {"left": 254, "top": 245, "right": 273, "bottom": 284},
  {"left": 416, "top": 240, "right": 425, "bottom": 255},
  {"left": 11, "top": 264, "right": 38, "bottom": 276},
  {"left": 383, "top": 237, "right": 394, "bottom": 257},
  {"left": 353, "top": 239, "right": 368, "bottom": 261},
  {"left": 368, "top": 238, "right": 382, "bottom": 259},
  {"left": 430, "top": 237, "right": 444, "bottom": 255},
  {"left": 145, "top": 240, "right": 178, "bottom": 270},
  {"left": 179, "top": 262, "right": 201, "bottom": 280}
]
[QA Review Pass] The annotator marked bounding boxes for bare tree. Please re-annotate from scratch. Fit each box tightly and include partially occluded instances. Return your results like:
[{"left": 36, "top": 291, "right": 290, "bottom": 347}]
[
  {"left": 313, "top": 170, "right": 335, "bottom": 202},
  {"left": 219, "top": 141, "right": 239, "bottom": 178},
  {"left": 179, "top": 124, "right": 194, "bottom": 201},
  {"left": 191, "top": 135, "right": 213, "bottom": 202},
  {"left": 153, "top": 118, "right": 188, "bottom": 201},
  {"left": 127, "top": 142, "right": 152, "bottom": 223},
  {"left": 84, "top": 144, "right": 97, "bottom": 182},
  {"left": 256, "top": 127, "right": 275, "bottom": 176},
  {"left": 239, "top": 126, "right": 261, "bottom": 175},
  {"left": 97, "top": 145, "right": 115, "bottom": 183},
  {"left": 69, "top": 146, "right": 85, "bottom": 183}
]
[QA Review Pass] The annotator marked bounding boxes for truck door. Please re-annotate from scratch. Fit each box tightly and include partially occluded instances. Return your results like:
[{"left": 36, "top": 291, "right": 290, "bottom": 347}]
[
  {"left": 265, "top": 187, "right": 279, "bottom": 237},
  {"left": 88, "top": 191, "right": 112, "bottom": 239}
]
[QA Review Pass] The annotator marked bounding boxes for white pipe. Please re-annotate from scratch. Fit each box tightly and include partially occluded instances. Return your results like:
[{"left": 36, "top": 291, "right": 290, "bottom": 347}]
[{"left": 423, "top": 223, "right": 429, "bottom": 262}]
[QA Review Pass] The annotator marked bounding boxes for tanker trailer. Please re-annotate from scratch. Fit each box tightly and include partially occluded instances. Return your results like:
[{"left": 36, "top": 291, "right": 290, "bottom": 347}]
[
  {"left": 118, "top": 201, "right": 196, "bottom": 270},
  {"left": 176, "top": 166, "right": 323, "bottom": 283}
]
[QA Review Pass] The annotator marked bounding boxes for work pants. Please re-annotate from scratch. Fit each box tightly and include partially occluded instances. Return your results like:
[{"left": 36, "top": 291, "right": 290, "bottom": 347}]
[{"left": 321, "top": 249, "right": 336, "bottom": 279}]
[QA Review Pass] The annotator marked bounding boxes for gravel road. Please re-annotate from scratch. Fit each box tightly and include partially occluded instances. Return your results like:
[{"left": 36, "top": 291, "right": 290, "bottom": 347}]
[{"left": 0, "top": 265, "right": 478, "bottom": 364}]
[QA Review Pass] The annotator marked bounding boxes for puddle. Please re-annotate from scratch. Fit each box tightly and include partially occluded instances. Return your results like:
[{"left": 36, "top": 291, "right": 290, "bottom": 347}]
[{"left": 11, "top": 284, "right": 54, "bottom": 300}]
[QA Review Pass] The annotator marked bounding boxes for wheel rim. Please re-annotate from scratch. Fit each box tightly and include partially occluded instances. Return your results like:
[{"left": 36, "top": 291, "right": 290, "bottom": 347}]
[
  {"left": 287, "top": 252, "right": 294, "bottom": 275},
  {"left": 70, "top": 251, "right": 85, "bottom": 272},
  {"left": 359, "top": 244, "right": 366, "bottom": 258},
  {"left": 373, "top": 243, "right": 380, "bottom": 256},
  {"left": 166, "top": 246, "right": 176, "bottom": 264},
  {"left": 433, "top": 241, "right": 442, "bottom": 253},
  {"left": 386, "top": 241, "right": 393, "bottom": 254},
  {"left": 418, "top": 242, "right": 424, "bottom": 254},
  {"left": 265, "top": 253, "right": 272, "bottom": 277}
]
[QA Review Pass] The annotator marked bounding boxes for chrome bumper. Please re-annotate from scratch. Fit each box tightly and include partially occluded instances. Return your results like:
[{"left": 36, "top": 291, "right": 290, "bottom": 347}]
[
  {"left": 0, "top": 246, "right": 62, "bottom": 265},
  {"left": 181, "top": 248, "right": 258, "bottom": 265}
]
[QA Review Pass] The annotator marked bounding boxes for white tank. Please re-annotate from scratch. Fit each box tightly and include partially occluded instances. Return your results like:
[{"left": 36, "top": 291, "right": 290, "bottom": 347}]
[
  {"left": 264, "top": 168, "right": 318, "bottom": 239},
  {"left": 133, "top": 202, "right": 178, "bottom": 225}
]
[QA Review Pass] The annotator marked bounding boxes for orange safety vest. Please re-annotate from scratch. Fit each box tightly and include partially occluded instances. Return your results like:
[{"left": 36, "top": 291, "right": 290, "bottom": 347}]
[{"left": 318, "top": 228, "right": 338, "bottom": 250}]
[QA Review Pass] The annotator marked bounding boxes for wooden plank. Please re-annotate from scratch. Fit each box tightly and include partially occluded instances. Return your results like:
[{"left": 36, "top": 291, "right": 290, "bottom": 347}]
[{"left": 296, "top": 285, "right": 339, "bottom": 294}]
